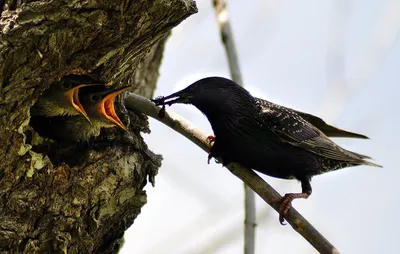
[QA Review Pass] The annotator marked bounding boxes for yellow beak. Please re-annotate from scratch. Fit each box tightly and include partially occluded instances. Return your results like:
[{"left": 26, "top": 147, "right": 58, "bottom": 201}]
[
  {"left": 98, "top": 86, "right": 129, "bottom": 131},
  {"left": 65, "top": 84, "right": 92, "bottom": 123}
]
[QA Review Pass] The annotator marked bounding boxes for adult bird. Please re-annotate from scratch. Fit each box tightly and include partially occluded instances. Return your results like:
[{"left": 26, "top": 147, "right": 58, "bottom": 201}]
[
  {"left": 31, "top": 74, "right": 101, "bottom": 122},
  {"left": 31, "top": 85, "right": 129, "bottom": 142},
  {"left": 152, "top": 77, "right": 381, "bottom": 224}
]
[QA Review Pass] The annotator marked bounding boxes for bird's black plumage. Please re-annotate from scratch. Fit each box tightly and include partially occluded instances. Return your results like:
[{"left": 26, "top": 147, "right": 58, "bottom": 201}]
[{"left": 152, "top": 76, "right": 381, "bottom": 223}]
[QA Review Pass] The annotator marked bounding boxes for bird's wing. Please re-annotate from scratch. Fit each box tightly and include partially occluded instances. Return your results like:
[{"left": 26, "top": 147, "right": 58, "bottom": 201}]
[
  {"left": 254, "top": 98, "right": 365, "bottom": 163},
  {"left": 292, "top": 110, "right": 368, "bottom": 139}
]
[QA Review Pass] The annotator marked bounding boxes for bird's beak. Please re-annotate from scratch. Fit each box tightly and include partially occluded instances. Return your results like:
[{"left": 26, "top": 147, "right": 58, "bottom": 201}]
[
  {"left": 98, "top": 86, "right": 129, "bottom": 131},
  {"left": 65, "top": 84, "right": 94, "bottom": 123},
  {"left": 152, "top": 90, "right": 192, "bottom": 106}
]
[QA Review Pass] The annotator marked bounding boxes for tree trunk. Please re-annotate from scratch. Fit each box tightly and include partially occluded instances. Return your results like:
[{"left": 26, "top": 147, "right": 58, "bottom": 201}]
[{"left": 0, "top": 1, "right": 197, "bottom": 253}]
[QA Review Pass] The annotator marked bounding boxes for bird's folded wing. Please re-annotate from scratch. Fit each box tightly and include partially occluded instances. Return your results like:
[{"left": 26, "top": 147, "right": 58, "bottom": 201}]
[
  {"left": 292, "top": 110, "right": 368, "bottom": 139},
  {"left": 255, "top": 97, "right": 368, "bottom": 139},
  {"left": 255, "top": 98, "right": 366, "bottom": 163}
]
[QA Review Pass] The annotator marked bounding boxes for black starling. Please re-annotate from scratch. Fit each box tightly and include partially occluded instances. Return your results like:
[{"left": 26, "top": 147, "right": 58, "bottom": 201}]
[
  {"left": 31, "top": 75, "right": 101, "bottom": 122},
  {"left": 32, "top": 85, "right": 128, "bottom": 142},
  {"left": 152, "top": 77, "right": 381, "bottom": 224}
]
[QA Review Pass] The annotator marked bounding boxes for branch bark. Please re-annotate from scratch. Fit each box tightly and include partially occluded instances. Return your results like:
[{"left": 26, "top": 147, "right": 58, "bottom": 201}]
[
  {"left": 212, "top": 1, "right": 256, "bottom": 253},
  {"left": 124, "top": 92, "right": 340, "bottom": 254},
  {"left": 0, "top": 1, "right": 197, "bottom": 253}
]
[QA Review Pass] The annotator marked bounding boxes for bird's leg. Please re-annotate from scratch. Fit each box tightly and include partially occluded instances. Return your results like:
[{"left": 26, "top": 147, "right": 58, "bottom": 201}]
[
  {"left": 206, "top": 135, "right": 216, "bottom": 164},
  {"left": 279, "top": 179, "right": 312, "bottom": 225},
  {"left": 156, "top": 104, "right": 166, "bottom": 118},
  {"left": 207, "top": 154, "right": 213, "bottom": 164},
  {"left": 206, "top": 135, "right": 215, "bottom": 144}
]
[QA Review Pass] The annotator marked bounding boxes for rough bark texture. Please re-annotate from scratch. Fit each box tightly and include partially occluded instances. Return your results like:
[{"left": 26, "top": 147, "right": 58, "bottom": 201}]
[{"left": 0, "top": 0, "right": 197, "bottom": 253}]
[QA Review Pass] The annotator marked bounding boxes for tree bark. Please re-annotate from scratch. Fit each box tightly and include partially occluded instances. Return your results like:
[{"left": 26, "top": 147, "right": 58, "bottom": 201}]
[{"left": 0, "top": 1, "right": 197, "bottom": 253}]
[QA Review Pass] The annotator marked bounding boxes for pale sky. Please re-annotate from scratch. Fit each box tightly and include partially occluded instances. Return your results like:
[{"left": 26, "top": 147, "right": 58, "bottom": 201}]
[{"left": 121, "top": 0, "right": 400, "bottom": 253}]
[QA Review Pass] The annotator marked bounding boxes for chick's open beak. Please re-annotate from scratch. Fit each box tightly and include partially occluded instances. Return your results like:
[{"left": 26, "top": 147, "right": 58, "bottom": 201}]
[
  {"left": 98, "top": 86, "right": 129, "bottom": 131},
  {"left": 65, "top": 84, "right": 94, "bottom": 123}
]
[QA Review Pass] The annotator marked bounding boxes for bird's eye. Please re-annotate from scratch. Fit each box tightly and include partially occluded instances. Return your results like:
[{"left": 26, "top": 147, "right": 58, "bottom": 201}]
[
  {"left": 90, "top": 94, "right": 101, "bottom": 102},
  {"left": 61, "top": 82, "right": 72, "bottom": 90}
]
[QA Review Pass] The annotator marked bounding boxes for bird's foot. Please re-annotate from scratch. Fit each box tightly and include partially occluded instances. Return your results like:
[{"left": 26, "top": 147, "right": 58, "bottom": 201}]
[
  {"left": 207, "top": 153, "right": 213, "bottom": 164},
  {"left": 206, "top": 135, "right": 216, "bottom": 164},
  {"left": 278, "top": 192, "right": 310, "bottom": 225},
  {"left": 158, "top": 105, "right": 166, "bottom": 118},
  {"left": 206, "top": 135, "right": 216, "bottom": 145}
]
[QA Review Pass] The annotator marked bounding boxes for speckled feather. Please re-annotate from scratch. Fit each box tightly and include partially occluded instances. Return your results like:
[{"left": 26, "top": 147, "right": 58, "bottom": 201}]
[
  {"left": 154, "top": 77, "right": 381, "bottom": 183},
  {"left": 254, "top": 98, "right": 380, "bottom": 172},
  {"left": 255, "top": 99, "right": 374, "bottom": 160},
  {"left": 153, "top": 76, "right": 382, "bottom": 223}
]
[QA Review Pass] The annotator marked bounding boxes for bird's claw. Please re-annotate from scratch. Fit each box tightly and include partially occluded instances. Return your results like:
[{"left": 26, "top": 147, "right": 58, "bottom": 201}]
[
  {"left": 278, "top": 192, "right": 310, "bottom": 225},
  {"left": 278, "top": 193, "right": 295, "bottom": 225},
  {"left": 158, "top": 105, "right": 166, "bottom": 118},
  {"left": 206, "top": 135, "right": 216, "bottom": 164},
  {"left": 207, "top": 153, "right": 213, "bottom": 164},
  {"left": 206, "top": 135, "right": 216, "bottom": 145}
]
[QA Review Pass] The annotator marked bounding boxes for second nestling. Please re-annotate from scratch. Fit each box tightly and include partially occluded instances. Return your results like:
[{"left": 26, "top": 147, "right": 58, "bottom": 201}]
[{"left": 30, "top": 75, "right": 128, "bottom": 142}]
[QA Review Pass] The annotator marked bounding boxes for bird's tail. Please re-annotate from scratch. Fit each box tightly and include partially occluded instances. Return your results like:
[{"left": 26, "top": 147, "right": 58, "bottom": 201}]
[
  {"left": 293, "top": 110, "right": 369, "bottom": 139},
  {"left": 350, "top": 151, "right": 372, "bottom": 160},
  {"left": 344, "top": 148, "right": 382, "bottom": 167},
  {"left": 318, "top": 125, "right": 369, "bottom": 139},
  {"left": 361, "top": 160, "right": 382, "bottom": 168}
]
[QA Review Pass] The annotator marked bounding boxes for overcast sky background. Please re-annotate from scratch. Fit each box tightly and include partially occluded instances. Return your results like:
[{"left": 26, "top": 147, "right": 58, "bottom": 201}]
[{"left": 121, "top": 0, "right": 400, "bottom": 253}]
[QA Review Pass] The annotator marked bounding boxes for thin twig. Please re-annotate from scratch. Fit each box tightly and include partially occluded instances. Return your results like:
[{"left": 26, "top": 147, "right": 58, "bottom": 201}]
[
  {"left": 124, "top": 92, "right": 340, "bottom": 254},
  {"left": 212, "top": 1, "right": 256, "bottom": 253},
  {"left": 213, "top": 0, "right": 242, "bottom": 83},
  {"left": 195, "top": 207, "right": 272, "bottom": 254}
]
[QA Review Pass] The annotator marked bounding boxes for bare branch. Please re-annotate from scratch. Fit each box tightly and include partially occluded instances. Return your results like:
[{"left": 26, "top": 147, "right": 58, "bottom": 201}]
[
  {"left": 212, "top": 1, "right": 256, "bottom": 252},
  {"left": 194, "top": 208, "right": 272, "bottom": 254},
  {"left": 213, "top": 0, "right": 242, "bottom": 83},
  {"left": 124, "top": 92, "right": 340, "bottom": 254}
]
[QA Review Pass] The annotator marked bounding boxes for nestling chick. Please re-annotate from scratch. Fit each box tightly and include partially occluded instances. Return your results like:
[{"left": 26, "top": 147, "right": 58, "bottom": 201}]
[
  {"left": 31, "top": 74, "right": 101, "bottom": 122},
  {"left": 31, "top": 85, "right": 129, "bottom": 142}
]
